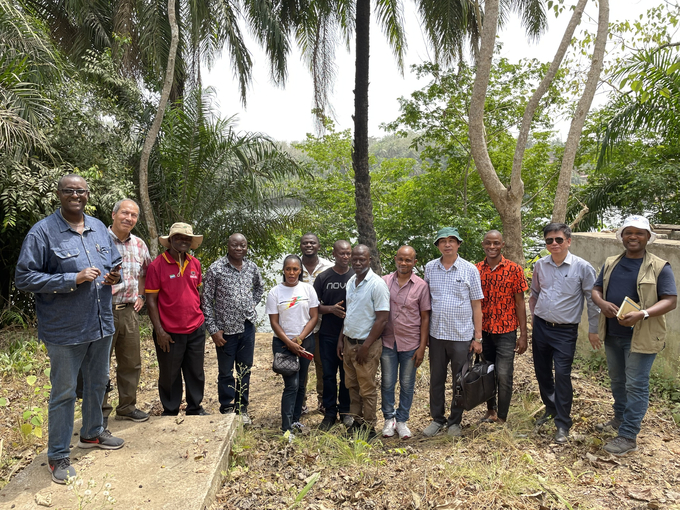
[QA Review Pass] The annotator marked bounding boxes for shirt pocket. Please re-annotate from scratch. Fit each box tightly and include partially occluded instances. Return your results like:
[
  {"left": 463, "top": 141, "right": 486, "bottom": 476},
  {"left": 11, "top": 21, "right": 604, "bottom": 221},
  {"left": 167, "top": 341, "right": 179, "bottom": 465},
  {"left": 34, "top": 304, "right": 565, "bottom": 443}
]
[
  {"left": 562, "top": 276, "right": 581, "bottom": 295},
  {"left": 451, "top": 279, "right": 471, "bottom": 304},
  {"left": 52, "top": 248, "right": 81, "bottom": 273}
]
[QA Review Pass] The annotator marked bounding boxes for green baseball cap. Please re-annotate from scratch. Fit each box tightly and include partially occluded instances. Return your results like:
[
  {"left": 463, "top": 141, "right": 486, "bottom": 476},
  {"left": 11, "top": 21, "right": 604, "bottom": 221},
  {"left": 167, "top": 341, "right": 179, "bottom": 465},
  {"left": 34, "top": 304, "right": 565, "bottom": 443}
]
[{"left": 433, "top": 227, "right": 463, "bottom": 246}]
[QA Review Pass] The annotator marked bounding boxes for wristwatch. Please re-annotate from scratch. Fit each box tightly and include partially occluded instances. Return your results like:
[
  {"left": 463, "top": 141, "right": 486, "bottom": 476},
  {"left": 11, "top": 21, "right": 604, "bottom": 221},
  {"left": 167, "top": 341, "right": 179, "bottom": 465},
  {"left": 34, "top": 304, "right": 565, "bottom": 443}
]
[
  {"left": 641, "top": 309, "right": 649, "bottom": 320},
  {"left": 473, "top": 337, "right": 483, "bottom": 344}
]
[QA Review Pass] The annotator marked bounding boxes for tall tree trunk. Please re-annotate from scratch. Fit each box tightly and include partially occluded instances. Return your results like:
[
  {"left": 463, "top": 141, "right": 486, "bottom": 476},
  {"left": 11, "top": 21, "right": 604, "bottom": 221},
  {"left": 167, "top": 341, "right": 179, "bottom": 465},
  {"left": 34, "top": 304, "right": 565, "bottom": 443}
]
[
  {"left": 552, "top": 0, "right": 609, "bottom": 223},
  {"left": 138, "top": 0, "right": 179, "bottom": 257},
  {"left": 352, "top": 0, "right": 381, "bottom": 273}
]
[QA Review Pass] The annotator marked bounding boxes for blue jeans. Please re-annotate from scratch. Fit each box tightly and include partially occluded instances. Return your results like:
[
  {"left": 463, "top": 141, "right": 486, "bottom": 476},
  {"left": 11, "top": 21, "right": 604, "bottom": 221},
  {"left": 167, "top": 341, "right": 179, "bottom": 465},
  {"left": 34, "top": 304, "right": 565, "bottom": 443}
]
[
  {"left": 216, "top": 321, "right": 255, "bottom": 414},
  {"left": 482, "top": 331, "right": 516, "bottom": 421},
  {"left": 380, "top": 344, "right": 417, "bottom": 423},
  {"left": 605, "top": 335, "right": 656, "bottom": 439},
  {"left": 45, "top": 335, "right": 112, "bottom": 460},
  {"left": 273, "top": 335, "right": 314, "bottom": 432},
  {"left": 319, "top": 332, "right": 350, "bottom": 419}
]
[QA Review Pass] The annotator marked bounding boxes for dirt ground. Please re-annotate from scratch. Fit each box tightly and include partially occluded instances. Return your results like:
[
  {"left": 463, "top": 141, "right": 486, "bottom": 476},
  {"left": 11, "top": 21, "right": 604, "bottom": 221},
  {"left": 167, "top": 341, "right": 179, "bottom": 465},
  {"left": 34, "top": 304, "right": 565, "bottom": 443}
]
[{"left": 2, "top": 325, "right": 680, "bottom": 509}]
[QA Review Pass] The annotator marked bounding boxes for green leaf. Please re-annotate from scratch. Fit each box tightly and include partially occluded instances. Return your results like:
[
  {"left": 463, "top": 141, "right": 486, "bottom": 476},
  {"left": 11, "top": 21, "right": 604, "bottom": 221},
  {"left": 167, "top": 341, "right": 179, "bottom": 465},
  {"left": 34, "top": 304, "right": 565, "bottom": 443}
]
[
  {"left": 630, "top": 80, "right": 643, "bottom": 92},
  {"left": 26, "top": 375, "right": 37, "bottom": 386},
  {"left": 660, "top": 88, "right": 671, "bottom": 98},
  {"left": 666, "top": 63, "right": 680, "bottom": 75},
  {"left": 33, "top": 426, "right": 43, "bottom": 438},
  {"left": 0, "top": 397, "right": 8, "bottom": 406},
  {"left": 23, "top": 410, "right": 32, "bottom": 420},
  {"left": 21, "top": 424, "right": 33, "bottom": 438}
]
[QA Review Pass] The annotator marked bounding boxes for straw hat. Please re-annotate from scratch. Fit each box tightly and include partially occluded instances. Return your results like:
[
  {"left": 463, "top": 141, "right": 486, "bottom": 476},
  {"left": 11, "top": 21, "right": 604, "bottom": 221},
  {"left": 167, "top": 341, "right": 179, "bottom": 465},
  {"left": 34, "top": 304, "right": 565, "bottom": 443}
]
[{"left": 159, "top": 222, "right": 203, "bottom": 250}]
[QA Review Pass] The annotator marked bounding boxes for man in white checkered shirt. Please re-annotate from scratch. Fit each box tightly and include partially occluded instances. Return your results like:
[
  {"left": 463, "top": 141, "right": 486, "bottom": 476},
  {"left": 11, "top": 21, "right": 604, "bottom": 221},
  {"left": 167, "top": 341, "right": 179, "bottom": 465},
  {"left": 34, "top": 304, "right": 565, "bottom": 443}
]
[{"left": 423, "top": 227, "right": 484, "bottom": 438}]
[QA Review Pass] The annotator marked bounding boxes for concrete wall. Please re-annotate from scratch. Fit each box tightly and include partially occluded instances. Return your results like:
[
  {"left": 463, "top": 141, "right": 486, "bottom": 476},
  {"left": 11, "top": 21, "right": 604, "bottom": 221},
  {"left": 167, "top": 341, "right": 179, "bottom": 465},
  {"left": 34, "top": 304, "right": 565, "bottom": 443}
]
[{"left": 571, "top": 232, "right": 680, "bottom": 371}]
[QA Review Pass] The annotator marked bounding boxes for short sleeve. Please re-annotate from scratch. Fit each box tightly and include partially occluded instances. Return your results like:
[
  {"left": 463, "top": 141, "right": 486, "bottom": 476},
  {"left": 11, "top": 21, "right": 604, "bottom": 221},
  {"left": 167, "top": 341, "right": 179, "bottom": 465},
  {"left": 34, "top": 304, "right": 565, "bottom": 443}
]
[
  {"left": 418, "top": 281, "right": 431, "bottom": 311},
  {"left": 658, "top": 264, "right": 678, "bottom": 296},
  {"left": 372, "top": 280, "right": 391, "bottom": 312},
  {"left": 265, "top": 288, "right": 278, "bottom": 315},
  {"left": 145, "top": 260, "right": 160, "bottom": 293},
  {"left": 469, "top": 268, "right": 484, "bottom": 301},
  {"left": 513, "top": 265, "right": 529, "bottom": 294},
  {"left": 594, "top": 267, "right": 604, "bottom": 288},
  {"left": 307, "top": 284, "right": 320, "bottom": 307}
]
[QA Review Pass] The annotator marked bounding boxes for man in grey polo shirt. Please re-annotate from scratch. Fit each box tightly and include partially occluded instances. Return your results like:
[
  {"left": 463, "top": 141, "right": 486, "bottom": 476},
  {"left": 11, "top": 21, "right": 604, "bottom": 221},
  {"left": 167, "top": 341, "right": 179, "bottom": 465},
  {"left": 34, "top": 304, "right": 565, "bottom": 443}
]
[
  {"left": 530, "top": 222, "right": 600, "bottom": 444},
  {"left": 337, "top": 245, "right": 390, "bottom": 439}
]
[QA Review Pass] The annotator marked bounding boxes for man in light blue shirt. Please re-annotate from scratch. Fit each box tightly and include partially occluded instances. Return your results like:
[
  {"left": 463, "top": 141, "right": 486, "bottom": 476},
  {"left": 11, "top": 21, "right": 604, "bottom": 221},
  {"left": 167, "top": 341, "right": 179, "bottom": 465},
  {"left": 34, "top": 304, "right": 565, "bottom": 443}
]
[
  {"left": 529, "top": 222, "right": 600, "bottom": 444},
  {"left": 15, "top": 174, "right": 125, "bottom": 484},
  {"left": 423, "top": 227, "right": 484, "bottom": 438},
  {"left": 337, "top": 245, "right": 390, "bottom": 439}
]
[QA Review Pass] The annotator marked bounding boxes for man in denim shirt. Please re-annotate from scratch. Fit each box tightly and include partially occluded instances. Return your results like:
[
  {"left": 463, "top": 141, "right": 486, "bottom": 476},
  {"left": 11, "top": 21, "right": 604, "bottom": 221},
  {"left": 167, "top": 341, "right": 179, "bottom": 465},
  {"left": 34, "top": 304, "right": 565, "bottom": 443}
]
[{"left": 15, "top": 174, "right": 125, "bottom": 484}]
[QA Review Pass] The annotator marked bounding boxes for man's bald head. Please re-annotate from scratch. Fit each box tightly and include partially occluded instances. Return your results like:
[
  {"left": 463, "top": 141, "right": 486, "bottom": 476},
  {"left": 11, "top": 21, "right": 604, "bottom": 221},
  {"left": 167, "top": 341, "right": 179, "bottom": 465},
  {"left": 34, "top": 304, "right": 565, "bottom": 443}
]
[{"left": 227, "top": 233, "right": 248, "bottom": 263}]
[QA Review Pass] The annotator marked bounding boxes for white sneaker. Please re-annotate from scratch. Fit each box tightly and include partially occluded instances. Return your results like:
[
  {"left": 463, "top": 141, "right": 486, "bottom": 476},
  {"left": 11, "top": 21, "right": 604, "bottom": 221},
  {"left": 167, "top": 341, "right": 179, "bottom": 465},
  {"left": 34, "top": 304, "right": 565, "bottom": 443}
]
[
  {"left": 292, "top": 421, "right": 305, "bottom": 432},
  {"left": 382, "top": 418, "right": 396, "bottom": 437},
  {"left": 396, "top": 421, "right": 412, "bottom": 439},
  {"left": 239, "top": 413, "right": 252, "bottom": 426}
]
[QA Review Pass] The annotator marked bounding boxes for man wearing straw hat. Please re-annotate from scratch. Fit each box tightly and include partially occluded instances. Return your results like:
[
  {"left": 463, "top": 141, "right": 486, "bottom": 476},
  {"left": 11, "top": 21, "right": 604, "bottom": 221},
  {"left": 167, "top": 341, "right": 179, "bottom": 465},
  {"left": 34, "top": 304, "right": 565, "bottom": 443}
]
[
  {"left": 145, "top": 222, "right": 208, "bottom": 416},
  {"left": 592, "top": 215, "right": 677, "bottom": 455}
]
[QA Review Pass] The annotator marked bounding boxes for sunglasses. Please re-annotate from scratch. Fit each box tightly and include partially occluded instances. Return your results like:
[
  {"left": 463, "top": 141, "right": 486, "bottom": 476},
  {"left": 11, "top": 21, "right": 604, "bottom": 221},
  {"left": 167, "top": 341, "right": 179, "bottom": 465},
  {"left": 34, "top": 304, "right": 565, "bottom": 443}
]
[{"left": 545, "top": 237, "right": 566, "bottom": 245}]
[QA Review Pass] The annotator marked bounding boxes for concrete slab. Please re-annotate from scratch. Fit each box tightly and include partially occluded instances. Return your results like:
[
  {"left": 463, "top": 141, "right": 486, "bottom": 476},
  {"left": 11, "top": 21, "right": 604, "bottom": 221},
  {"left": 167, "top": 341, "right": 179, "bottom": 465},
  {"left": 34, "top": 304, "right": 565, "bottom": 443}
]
[{"left": 0, "top": 414, "right": 238, "bottom": 510}]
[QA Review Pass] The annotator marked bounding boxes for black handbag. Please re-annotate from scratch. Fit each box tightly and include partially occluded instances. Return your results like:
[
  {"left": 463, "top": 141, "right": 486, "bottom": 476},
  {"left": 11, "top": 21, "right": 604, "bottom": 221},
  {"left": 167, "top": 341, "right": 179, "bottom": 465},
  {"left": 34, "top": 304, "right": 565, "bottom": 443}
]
[
  {"left": 454, "top": 352, "right": 496, "bottom": 411},
  {"left": 273, "top": 351, "right": 300, "bottom": 376}
]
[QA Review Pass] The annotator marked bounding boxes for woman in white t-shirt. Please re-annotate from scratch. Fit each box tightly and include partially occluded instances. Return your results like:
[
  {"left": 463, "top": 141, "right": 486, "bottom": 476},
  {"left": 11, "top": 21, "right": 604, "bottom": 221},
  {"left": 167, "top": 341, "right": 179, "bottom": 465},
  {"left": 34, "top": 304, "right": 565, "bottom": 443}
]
[{"left": 266, "top": 254, "right": 319, "bottom": 435}]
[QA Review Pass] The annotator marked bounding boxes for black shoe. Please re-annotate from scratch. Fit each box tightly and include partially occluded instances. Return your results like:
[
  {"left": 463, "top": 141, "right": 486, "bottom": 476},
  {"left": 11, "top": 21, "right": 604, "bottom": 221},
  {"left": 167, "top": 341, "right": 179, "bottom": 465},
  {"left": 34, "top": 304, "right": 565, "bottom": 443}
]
[
  {"left": 554, "top": 427, "right": 568, "bottom": 444},
  {"left": 318, "top": 417, "right": 336, "bottom": 431},
  {"left": 535, "top": 410, "right": 556, "bottom": 426},
  {"left": 115, "top": 409, "right": 149, "bottom": 422},
  {"left": 186, "top": 408, "right": 209, "bottom": 416}
]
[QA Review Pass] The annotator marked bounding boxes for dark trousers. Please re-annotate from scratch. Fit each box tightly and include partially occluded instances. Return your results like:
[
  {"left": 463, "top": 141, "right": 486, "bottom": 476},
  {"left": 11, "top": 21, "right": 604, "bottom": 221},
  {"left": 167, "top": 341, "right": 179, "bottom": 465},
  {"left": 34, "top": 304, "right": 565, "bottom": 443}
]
[
  {"left": 215, "top": 320, "right": 255, "bottom": 414},
  {"left": 319, "top": 332, "right": 350, "bottom": 420},
  {"left": 273, "top": 335, "right": 314, "bottom": 432},
  {"left": 532, "top": 316, "right": 578, "bottom": 430},
  {"left": 429, "top": 337, "right": 471, "bottom": 427},
  {"left": 154, "top": 323, "right": 206, "bottom": 415},
  {"left": 482, "top": 330, "right": 517, "bottom": 421}
]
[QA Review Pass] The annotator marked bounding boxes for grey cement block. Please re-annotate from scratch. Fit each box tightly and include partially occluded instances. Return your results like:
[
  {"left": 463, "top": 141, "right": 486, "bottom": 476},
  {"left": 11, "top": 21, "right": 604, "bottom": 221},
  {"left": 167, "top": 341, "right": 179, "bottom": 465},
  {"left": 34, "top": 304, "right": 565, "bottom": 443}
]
[{"left": 0, "top": 413, "right": 238, "bottom": 510}]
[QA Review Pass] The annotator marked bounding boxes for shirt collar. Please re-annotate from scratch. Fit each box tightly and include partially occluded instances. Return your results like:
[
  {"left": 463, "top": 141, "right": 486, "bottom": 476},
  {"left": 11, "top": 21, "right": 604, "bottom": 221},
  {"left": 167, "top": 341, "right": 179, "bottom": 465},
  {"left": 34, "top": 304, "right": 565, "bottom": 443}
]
[
  {"left": 549, "top": 251, "right": 573, "bottom": 267},
  {"left": 388, "top": 270, "right": 416, "bottom": 286},
  {"left": 162, "top": 251, "right": 193, "bottom": 264},
  {"left": 108, "top": 226, "right": 131, "bottom": 243},
  {"left": 436, "top": 256, "right": 460, "bottom": 271},
  {"left": 56, "top": 208, "right": 94, "bottom": 233},
  {"left": 481, "top": 255, "right": 507, "bottom": 269},
  {"left": 355, "top": 268, "right": 375, "bottom": 286},
  {"left": 225, "top": 256, "right": 249, "bottom": 270}
]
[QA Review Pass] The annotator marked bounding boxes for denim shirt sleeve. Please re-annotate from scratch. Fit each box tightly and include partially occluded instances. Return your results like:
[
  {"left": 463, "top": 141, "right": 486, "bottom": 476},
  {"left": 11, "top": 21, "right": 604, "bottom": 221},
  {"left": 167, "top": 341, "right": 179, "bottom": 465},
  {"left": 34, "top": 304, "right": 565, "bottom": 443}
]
[{"left": 15, "top": 230, "right": 79, "bottom": 294}]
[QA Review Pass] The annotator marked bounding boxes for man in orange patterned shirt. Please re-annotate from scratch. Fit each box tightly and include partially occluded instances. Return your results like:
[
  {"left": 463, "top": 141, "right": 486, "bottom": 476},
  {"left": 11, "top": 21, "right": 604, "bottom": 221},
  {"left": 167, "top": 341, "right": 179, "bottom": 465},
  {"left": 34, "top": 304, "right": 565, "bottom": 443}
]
[{"left": 475, "top": 230, "right": 528, "bottom": 424}]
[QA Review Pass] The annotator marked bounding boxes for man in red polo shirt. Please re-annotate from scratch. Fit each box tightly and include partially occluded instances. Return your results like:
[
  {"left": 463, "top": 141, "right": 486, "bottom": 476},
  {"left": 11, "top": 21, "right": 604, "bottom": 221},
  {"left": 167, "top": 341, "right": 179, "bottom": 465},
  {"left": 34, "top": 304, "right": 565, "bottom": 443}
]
[
  {"left": 146, "top": 223, "right": 207, "bottom": 416},
  {"left": 475, "top": 230, "right": 528, "bottom": 424}
]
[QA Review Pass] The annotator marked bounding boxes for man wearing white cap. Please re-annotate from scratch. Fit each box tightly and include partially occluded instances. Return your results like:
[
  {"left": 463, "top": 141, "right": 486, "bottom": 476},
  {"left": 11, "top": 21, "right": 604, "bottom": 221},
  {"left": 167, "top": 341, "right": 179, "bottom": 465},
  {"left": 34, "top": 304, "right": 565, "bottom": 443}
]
[
  {"left": 592, "top": 215, "right": 677, "bottom": 455},
  {"left": 145, "top": 223, "right": 207, "bottom": 416}
]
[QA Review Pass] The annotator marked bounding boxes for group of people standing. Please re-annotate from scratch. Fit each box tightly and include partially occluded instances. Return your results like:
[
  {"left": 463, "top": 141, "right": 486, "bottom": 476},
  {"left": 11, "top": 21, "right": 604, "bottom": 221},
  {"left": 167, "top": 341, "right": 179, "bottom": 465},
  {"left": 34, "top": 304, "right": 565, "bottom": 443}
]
[{"left": 14, "top": 173, "right": 677, "bottom": 485}]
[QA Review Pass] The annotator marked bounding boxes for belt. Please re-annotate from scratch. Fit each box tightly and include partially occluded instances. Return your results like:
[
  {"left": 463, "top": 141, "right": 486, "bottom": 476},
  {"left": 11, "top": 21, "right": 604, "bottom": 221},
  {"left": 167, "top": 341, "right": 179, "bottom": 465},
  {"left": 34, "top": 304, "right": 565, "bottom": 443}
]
[
  {"left": 345, "top": 336, "right": 365, "bottom": 345},
  {"left": 113, "top": 303, "right": 131, "bottom": 311},
  {"left": 537, "top": 316, "right": 578, "bottom": 329}
]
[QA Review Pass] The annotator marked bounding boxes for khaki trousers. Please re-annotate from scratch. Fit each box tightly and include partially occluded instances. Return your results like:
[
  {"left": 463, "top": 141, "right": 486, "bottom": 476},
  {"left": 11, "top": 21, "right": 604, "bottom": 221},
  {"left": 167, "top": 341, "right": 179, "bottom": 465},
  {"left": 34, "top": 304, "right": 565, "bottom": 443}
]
[
  {"left": 343, "top": 338, "right": 382, "bottom": 427},
  {"left": 103, "top": 305, "right": 142, "bottom": 417}
]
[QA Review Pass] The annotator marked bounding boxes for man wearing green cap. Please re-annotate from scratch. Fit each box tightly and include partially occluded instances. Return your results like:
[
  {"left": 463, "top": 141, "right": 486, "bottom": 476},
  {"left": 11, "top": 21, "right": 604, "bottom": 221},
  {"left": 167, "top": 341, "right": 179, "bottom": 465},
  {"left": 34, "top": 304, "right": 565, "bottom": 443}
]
[{"left": 423, "top": 227, "right": 484, "bottom": 437}]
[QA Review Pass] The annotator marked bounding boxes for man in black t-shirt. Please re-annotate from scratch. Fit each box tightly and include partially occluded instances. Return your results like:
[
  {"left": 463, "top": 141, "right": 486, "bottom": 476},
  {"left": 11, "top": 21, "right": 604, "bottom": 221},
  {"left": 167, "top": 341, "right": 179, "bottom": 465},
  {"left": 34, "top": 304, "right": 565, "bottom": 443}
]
[
  {"left": 314, "top": 240, "right": 355, "bottom": 430},
  {"left": 592, "top": 215, "right": 677, "bottom": 456}
]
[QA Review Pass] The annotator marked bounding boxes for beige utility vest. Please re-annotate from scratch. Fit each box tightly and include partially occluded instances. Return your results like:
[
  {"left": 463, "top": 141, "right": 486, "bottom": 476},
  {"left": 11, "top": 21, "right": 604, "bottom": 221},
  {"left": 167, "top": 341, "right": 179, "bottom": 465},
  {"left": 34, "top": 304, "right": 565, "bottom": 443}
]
[{"left": 598, "top": 251, "right": 669, "bottom": 354}]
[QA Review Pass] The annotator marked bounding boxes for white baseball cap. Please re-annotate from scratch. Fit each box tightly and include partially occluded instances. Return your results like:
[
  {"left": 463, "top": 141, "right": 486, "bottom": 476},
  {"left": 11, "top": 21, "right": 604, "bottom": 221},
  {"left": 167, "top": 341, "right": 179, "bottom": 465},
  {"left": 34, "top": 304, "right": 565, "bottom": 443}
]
[{"left": 616, "top": 215, "right": 656, "bottom": 244}]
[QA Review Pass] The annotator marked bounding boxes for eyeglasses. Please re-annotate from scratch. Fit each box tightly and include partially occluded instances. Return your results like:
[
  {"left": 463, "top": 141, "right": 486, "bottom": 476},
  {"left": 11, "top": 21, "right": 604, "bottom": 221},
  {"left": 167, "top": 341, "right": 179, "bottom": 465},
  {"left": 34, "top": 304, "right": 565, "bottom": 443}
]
[
  {"left": 59, "top": 189, "right": 89, "bottom": 196},
  {"left": 545, "top": 237, "right": 566, "bottom": 245}
]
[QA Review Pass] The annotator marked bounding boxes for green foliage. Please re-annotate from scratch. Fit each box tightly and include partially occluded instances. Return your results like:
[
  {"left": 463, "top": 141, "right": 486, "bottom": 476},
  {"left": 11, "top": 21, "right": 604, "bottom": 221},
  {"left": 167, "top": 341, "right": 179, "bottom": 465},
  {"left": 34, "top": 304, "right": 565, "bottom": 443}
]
[
  {"left": 150, "top": 88, "right": 307, "bottom": 269},
  {"left": 0, "top": 335, "right": 47, "bottom": 374}
]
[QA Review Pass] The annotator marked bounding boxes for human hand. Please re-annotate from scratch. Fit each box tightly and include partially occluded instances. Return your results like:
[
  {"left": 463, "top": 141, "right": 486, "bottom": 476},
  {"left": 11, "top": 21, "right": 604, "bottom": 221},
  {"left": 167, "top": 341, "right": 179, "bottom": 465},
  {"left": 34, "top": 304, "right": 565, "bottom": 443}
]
[
  {"left": 515, "top": 332, "right": 528, "bottom": 354},
  {"left": 134, "top": 296, "right": 145, "bottom": 312},
  {"left": 600, "top": 301, "right": 619, "bottom": 319},
  {"left": 356, "top": 344, "right": 369, "bottom": 364},
  {"left": 618, "top": 311, "right": 644, "bottom": 328},
  {"left": 469, "top": 340, "right": 483, "bottom": 354},
  {"left": 337, "top": 337, "right": 344, "bottom": 360},
  {"left": 156, "top": 329, "right": 174, "bottom": 352},
  {"left": 412, "top": 347, "right": 426, "bottom": 368},
  {"left": 588, "top": 333, "right": 602, "bottom": 350},
  {"left": 330, "top": 300, "right": 346, "bottom": 318},
  {"left": 212, "top": 330, "right": 226, "bottom": 347},
  {"left": 76, "top": 267, "right": 101, "bottom": 285},
  {"left": 103, "top": 265, "right": 121, "bottom": 285}
]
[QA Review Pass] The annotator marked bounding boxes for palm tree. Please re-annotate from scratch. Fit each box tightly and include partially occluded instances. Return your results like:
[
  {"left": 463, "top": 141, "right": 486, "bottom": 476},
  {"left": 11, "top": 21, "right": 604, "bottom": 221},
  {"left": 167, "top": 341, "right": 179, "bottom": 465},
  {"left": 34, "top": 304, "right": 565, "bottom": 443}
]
[{"left": 150, "top": 88, "right": 306, "bottom": 262}]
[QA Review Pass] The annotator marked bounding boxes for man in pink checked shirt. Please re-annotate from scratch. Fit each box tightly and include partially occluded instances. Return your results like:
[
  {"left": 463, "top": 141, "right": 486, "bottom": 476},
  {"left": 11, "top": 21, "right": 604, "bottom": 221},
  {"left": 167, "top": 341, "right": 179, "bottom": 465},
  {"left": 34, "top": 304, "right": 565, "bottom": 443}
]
[{"left": 380, "top": 245, "right": 431, "bottom": 440}]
